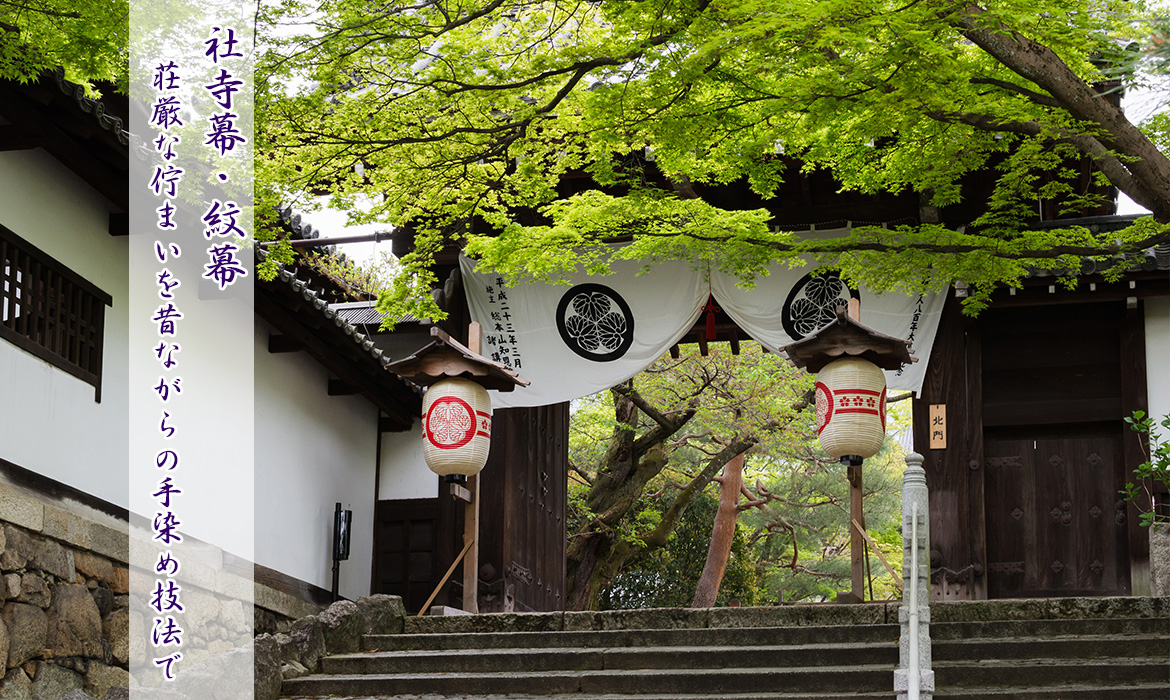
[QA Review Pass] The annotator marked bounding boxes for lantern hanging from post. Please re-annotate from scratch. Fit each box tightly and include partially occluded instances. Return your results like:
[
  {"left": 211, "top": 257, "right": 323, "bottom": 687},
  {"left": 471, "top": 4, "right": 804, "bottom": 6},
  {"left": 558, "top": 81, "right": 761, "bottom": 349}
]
[
  {"left": 815, "top": 356, "right": 887, "bottom": 460},
  {"left": 421, "top": 377, "right": 493, "bottom": 480},
  {"left": 781, "top": 306, "right": 914, "bottom": 463},
  {"left": 386, "top": 326, "right": 529, "bottom": 483}
]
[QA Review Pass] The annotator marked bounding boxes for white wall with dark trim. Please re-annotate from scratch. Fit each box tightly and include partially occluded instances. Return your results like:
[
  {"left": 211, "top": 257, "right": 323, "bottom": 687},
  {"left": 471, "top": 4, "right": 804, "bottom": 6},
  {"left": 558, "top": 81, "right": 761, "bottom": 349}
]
[
  {"left": 378, "top": 427, "right": 437, "bottom": 501},
  {"left": 253, "top": 318, "right": 376, "bottom": 600},
  {"left": 0, "top": 149, "right": 129, "bottom": 508}
]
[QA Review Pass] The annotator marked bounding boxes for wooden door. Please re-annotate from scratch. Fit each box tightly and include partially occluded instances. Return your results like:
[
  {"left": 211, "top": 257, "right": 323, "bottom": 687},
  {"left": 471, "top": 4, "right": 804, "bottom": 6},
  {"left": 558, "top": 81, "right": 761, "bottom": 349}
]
[
  {"left": 985, "top": 432, "right": 1131, "bottom": 597},
  {"left": 374, "top": 498, "right": 444, "bottom": 613}
]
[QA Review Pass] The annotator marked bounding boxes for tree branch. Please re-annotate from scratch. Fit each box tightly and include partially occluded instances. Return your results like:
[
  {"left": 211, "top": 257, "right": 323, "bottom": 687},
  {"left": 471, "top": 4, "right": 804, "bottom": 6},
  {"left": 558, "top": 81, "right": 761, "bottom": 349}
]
[{"left": 969, "top": 77, "right": 1060, "bottom": 107}]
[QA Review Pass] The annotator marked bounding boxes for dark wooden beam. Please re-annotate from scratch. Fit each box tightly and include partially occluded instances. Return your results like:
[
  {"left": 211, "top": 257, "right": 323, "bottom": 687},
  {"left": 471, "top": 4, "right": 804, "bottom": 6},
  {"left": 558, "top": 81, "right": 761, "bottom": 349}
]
[
  {"left": 0, "top": 83, "right": 128, "bottom": 210},
  {"left": 255, "top": 288, "right": 418, "bottom": 429},
  {"left": 108, "top": 212, "right": 128, "bottom": 237},
  {"left": 380, "top": 415, "right": 416, "bottom": 433},
  {"left": 328, "top": 378, "right": 359, "bottom": 396},
  {"left": 267, "top": 334, "right": 304, "bottom": 354},
  {"left": 0, "top": 125, "right": 41, "bottom": 151}
]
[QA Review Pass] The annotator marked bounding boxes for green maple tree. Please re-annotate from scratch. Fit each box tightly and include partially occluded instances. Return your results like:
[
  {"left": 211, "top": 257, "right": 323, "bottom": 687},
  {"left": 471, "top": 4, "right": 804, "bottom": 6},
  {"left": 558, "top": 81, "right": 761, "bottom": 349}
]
[
  {"left": 0, "top": 0, "right": 128, "bottom": 92},
  {"left": 257, "top": 0, "right": 1170, "bottom": 321}
]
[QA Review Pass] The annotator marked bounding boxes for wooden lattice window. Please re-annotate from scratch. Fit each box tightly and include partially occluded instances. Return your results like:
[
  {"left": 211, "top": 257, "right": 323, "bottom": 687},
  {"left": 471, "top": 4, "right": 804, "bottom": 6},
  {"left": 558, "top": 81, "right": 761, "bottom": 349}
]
[{"left": 0, "top": 223, "right": 112, "bottom": 401}]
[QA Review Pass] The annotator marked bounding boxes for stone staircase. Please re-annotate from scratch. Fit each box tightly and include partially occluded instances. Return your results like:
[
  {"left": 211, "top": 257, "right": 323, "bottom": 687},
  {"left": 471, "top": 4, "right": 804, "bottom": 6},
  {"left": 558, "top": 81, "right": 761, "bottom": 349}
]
[
  {"left": 930, "top": 596, "right": 1169, "bottom": 699},
  {"left": 283, "top": 603, "right": 902, "bottom": 699},
  {"left": 280, "top": 597, "right": 1168, "bottom": 700}
]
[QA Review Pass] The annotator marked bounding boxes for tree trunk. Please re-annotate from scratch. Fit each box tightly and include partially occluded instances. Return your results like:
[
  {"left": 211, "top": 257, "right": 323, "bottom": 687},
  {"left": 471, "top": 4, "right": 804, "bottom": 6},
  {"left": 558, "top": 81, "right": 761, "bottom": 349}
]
[{"left": 691, "top": 451, "right": 746, "bottom": 608}]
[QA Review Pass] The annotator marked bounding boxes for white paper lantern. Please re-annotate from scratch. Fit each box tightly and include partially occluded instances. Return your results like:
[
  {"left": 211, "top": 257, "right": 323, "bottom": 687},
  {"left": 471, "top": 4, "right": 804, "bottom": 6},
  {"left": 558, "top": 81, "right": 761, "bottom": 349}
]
[
  {"left": 815, "top": 356, "right": 887, "bottom": 460},
  {"left": 421, "top": 377, "right": 493, "bottom": 480}
]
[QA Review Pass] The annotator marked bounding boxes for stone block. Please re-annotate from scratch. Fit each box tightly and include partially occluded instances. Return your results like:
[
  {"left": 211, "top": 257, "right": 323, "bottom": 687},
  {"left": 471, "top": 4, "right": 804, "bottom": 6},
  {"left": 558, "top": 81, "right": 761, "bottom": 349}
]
[
  {"left": 272, "top": 633, "right": 297, "bottom": 665},
  {"left": 217, "top": 599, "right": 246, "bottom": 636},
  {"left": 288, "top": 616, "right": 324, "bottom": 671},
  {"left": 355, "top": 594, "right": 406, "bottom": 635},
  {"left": 0, "top": 668, "right": 32, "bottom": 700},
  {"left": 562, "top": 607, "right": 707, "bottom": 631},
  {"left": 30, "top": 540, "right": 73, "bottom": 583},
  {"left": 127, "top": 613, "right": 144, "bottom": 670},
  {"left": 0, "top": 618, "right": 8, "bottom": 675},
  {"left": 101, "top": 686, "right": 127, "bottom": 700},
  {"left": 2, "top": 577, "right": 18, "bottom": 601},
  {"left": 180, "top": 588, "right": 219, "bottom": 634},
  {"left": 280, "top": 660, "right": 308, "bottom": 680},
  {"left": 214, "top": 570, "right": 251, "bottom": 602},
  {"left": 2, "top": 604, "right": 47, "bottom": 669},
  {"left": 0, "top": 529, "right": 34, "bottom": 573},
  {"left": 85, "top": 527, "right": 126, "bottom": 567},
  {"left": 252, "top": 635, "right": 282, "bottom": 700},
  {"left": 318, "top": 600, "right": 361, "bottom": 654},
  {"left": 72, "top": 555, "right": 113, "bottom": 587},
  {"left": 102, "top": 609, "right": 128, "bottom": 666},
  {"left": 89, "top": 589, "right": 114, "bottom": 622},
  {"left": 107, "top": 570, "right": 127, "bottom": 597},
  {"left": 46, "top": 585, "right": 103, "bottom": 658},
  {"left": 30, "top": 663, "right": 83, "bottom": 700},
  {"left": 41, "top": 509, "right": 88, "bottom": 551},
  {"left": 0, "top": 490, "right": 43, "bottom": 533},
  {"left": 15, "top": 576, "right": 47, "bottom": 609},
  {"left": 82, "top": 663, "right": 126, "bottom": 699},
  {"left": 254, "top": 583, "right": 318, "bottom": 621}
]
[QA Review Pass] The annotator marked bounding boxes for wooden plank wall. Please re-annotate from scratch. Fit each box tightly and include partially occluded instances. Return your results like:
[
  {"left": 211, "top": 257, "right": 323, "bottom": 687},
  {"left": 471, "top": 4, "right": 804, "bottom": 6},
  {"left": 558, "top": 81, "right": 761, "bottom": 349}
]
[{"left": 479, "top": 403, "right": 569, "bottom": 612}]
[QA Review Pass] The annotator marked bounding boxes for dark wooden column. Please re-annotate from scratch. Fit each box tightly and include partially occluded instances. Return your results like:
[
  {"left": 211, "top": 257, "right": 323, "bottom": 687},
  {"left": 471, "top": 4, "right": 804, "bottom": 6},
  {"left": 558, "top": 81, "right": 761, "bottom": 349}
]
[
  {"left": 913, "top": 291, "right": 987, "bottom": 600},
  {"left": 1121, "top": 299, "right": 1151, "bottom": 594}
]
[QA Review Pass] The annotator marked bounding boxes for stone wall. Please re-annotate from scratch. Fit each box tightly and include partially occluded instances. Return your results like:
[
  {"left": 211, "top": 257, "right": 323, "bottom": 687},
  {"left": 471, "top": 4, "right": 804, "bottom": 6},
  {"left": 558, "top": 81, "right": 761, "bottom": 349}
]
[
  {"left": 0, "top": 478, "right": 328, "bottom": 700},
  {"left": 0, "top": 485, "right": 130, "bottom": 700}
]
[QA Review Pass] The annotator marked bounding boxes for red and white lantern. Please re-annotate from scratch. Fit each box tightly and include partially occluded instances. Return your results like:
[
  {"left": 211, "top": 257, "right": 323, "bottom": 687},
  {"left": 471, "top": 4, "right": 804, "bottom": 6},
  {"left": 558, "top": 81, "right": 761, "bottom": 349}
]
[
  {"left": 814, "top": 356, "right": 887, "bottom": 460},
  {"left": 421, "top": 377, "right": 493, "bottom": 480}
]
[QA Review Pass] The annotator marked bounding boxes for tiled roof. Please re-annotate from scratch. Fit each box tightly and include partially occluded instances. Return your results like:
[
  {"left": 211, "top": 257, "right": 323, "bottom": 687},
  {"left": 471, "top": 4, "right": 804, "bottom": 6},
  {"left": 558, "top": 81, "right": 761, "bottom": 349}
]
[
  {"left": 50, "top": 68, "right": 128, "bottom": 147},
  {"left": 256, "top": 246, "right": 424, "bottom": 397},
  {"left": 328, "top": 301, "right": 424, "bottom": 327}
]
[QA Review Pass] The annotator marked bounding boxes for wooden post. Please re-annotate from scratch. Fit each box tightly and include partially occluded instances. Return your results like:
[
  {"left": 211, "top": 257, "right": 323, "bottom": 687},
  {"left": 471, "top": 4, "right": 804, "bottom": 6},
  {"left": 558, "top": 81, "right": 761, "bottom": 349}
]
[
  {"left": 849, "top": 460, "right": 866, "bottom": 602},
  {"left": 846, "top": 297, "right": 866, "bottom": 603},
  {"left": 462, "top": 321, "right": 483, "bottom": 614}
]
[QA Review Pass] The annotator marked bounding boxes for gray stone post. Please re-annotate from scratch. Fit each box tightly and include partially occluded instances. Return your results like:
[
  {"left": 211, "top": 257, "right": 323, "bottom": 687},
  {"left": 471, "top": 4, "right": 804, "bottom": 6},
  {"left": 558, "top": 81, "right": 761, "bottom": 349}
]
[{"left": 895, "top": 452, "right": 934, "bottom": 700}]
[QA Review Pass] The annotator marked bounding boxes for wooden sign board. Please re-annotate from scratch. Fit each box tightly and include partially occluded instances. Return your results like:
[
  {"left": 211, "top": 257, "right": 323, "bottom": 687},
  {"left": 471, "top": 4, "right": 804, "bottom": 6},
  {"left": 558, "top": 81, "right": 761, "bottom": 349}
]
[{"left": 929, "top": 404, "right": 947, "bottom": 449}]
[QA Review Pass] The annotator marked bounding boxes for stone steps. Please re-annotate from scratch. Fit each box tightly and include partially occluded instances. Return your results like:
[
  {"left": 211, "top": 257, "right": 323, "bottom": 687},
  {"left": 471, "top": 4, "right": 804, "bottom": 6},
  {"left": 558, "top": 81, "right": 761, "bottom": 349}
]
[
  {"left": 283, "top": 604, "right": 899, "bottom": 699},
  {"left": 322, "top": 640, "right": 898, "bottom": 675},
  {"left": 364, "top": 623, "right": 900, "bottom": 651},
  {"left": 929, "top": 596, "right": 1169, "bottom": 698},
  {"left": 284, "top": 664, "right": 897, "bottom": 697},
  {"left": 279, "top": 597, "right": 1170, "bottom": 700}
]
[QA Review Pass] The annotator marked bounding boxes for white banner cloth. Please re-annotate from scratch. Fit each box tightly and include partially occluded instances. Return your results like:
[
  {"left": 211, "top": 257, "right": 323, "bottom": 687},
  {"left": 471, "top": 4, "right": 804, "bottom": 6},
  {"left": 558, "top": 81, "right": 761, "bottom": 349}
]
[
  {"left": 460, "top": 255, "right": 708, "bottom": 408},
  {"left": 461, "top": 248, "right": 944, "bottom": 408},
  {"left": 709, "top": 267, "right": 944, "bottom": 394}
]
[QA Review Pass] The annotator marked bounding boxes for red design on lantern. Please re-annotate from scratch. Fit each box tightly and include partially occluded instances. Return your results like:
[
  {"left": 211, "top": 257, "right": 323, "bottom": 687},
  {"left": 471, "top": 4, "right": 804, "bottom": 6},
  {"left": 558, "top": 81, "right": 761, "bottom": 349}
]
[
  {"left": 834, "top": 388, "right": 882, "bottom": 416},
  {"left": 815, "top": 382, "right": 833, "bottom": 435},
  {"left": 475, "top": 411, "right": 492, "bottom": 439},
  {"left": 879, "top": 388, "right": 887, "bottom": 431},
  {"left": 425, "top": 396, "right": 476, "bottom": 450}
]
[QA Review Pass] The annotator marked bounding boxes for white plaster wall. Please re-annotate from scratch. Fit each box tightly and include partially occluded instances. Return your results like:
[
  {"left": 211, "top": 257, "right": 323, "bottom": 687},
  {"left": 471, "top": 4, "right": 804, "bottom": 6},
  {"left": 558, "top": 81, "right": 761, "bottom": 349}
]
[
  {"left": 253, "top": 319, "right": 378, "bottom": 600},
  {"left": 378, "top": 428, "right": 438, "bottom": 501},
  {"left": 0, "top": 149, "right": 129, "bottom": 507},
  {"left": 1147, "top": 297, "right": 1170, "bottom": 443}
]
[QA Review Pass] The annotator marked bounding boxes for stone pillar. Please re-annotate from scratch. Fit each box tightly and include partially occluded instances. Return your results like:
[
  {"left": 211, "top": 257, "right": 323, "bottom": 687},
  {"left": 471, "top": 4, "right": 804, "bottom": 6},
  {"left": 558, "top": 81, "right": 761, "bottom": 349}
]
[
  {"left": 1151, "top": 522, "right": 1169, "bottom": 597},
  {"left": 895, "top": 452, "right": 934, "bottom": 700}
]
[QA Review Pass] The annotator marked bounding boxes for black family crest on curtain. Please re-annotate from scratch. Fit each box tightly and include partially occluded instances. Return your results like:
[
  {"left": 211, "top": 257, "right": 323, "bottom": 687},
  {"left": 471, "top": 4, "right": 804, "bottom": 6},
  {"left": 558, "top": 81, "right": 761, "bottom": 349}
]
[
  {"left": 781, "top": 272, "right": 861, "bottom": 339},
  {"left": 556, "top": 283, "right": 636, "bottom": 362}
]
